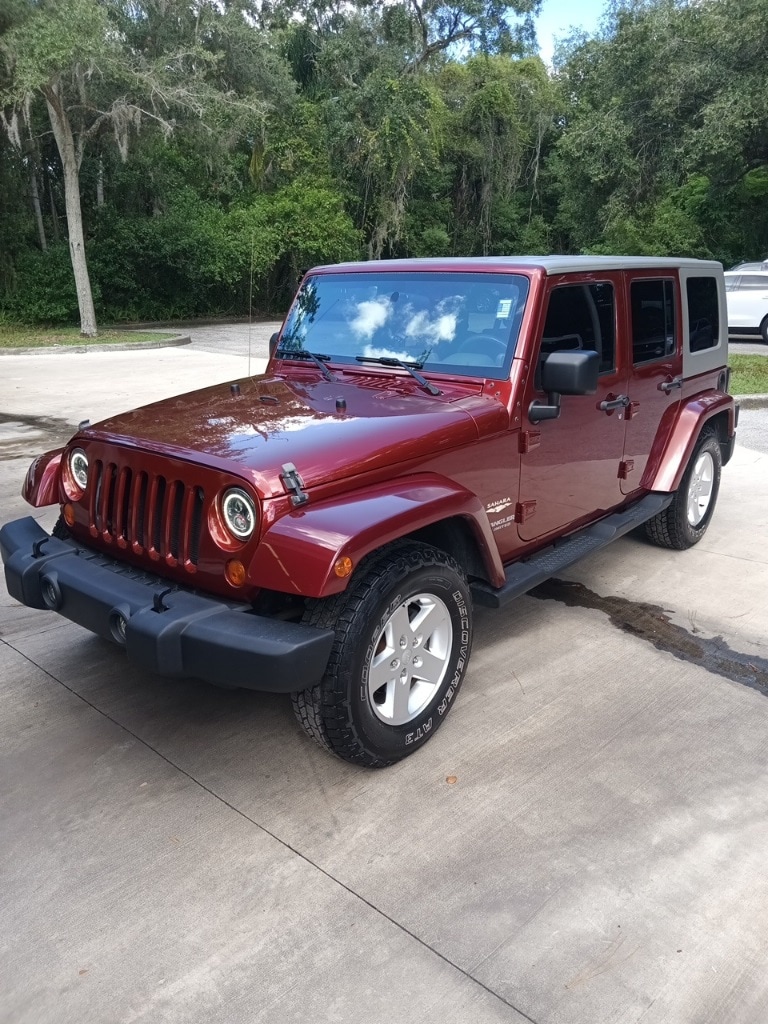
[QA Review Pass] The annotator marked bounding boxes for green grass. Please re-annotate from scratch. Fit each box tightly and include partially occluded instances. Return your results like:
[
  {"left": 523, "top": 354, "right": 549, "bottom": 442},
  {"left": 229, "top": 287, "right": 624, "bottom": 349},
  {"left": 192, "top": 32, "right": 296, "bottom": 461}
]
[
  {"left": 0, "top": 325, "right": 173, "bottom": 349},
  {"left": 729, "top": 354, "right": 768, "bottom": 395}
]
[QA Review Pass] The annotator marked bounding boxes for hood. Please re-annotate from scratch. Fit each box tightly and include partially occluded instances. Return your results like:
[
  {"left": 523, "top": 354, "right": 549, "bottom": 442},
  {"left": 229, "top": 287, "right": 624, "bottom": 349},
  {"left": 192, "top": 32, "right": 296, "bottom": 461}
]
[{"left": 84, "top": 371, "right": 508, "bottom": 498}]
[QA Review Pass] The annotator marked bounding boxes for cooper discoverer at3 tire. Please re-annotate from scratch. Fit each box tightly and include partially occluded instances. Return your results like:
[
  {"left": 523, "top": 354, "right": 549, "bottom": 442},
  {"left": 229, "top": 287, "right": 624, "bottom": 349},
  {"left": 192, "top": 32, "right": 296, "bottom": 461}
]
[
  {"left": 291, "top": 542, "right": 473, "bottom": 767},
  {"left": 644, "top": 427, "right": 722, "bottom": 550}
]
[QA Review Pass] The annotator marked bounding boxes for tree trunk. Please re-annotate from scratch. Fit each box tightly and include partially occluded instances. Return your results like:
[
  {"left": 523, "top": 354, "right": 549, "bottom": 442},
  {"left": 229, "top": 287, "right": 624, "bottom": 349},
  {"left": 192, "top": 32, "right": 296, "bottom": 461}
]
[
  {"left": 96, "top": 155, "right": 104, "bottom": 207},
  {"left": 30, "top": 166, "right": 47, "bottom": 251},
  {"left": 43, "top": 84, "right": 98, "bottom": 337},
  {"left": 48, "top": 174, "right": 61, "bottom": 242}
]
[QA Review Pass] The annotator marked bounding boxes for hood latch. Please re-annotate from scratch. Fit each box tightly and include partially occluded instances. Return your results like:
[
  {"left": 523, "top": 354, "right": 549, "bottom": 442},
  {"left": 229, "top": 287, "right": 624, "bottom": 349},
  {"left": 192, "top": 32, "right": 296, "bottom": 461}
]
[{"left": 280, "top": 463, "right": 309, "bottom": 507}]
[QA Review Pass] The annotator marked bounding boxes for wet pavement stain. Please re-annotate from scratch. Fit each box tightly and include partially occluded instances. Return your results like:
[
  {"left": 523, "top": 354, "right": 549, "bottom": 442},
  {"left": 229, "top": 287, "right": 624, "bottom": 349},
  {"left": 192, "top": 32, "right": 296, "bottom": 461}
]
[
  {"left": 530, "top": 578, "right": 768, "bottom": 696},
  {"left": 0, "top": 412, "right": 74, "bottom": 460}
]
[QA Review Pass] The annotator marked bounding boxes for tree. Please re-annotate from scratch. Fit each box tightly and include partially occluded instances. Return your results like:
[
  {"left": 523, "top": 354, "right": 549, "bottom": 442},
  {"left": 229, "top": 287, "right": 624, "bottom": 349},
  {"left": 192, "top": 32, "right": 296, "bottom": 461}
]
[
  {"left": 548, "top": 0, "right": 768, "bottom": 262},
  {"left": 0, "top": 0, "right": 291, "bottom": 335},
  {"left": 439, "top": 54, "right": 558, "bottom": 254}
]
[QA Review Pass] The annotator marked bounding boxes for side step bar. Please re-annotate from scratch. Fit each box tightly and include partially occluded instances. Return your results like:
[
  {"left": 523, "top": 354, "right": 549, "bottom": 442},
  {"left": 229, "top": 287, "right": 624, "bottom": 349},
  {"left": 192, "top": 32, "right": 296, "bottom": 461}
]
[{"left": 471, "top": 493, "right": 673, "bottom": 609}]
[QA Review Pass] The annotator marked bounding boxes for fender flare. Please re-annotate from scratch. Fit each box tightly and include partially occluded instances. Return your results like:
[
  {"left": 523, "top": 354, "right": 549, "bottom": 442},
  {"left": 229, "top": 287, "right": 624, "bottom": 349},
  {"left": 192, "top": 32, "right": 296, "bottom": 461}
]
[
  {"left": 647, "top": 392, "right": 736, "bottom": 493},
  {"left": 249, "top": 473, "right": 505, "bottom": 598},
  {"left": 23, "top": 448, "right": 63, "bottom": 507}
]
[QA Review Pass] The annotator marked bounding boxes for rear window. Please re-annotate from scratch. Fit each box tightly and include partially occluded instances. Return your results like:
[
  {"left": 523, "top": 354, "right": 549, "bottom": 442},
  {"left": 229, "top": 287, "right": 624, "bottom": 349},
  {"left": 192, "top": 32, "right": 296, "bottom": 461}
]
[
  {"left": 686, "top": 277, "right": 719, "bottom": 352},
  {"left": 630, "top": 280, "right": 676, "bottom": 363}
]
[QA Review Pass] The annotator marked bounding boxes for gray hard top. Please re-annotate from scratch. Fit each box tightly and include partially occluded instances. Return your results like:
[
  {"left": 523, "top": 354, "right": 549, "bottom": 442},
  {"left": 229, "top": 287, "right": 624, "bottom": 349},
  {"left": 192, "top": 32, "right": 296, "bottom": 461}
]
[{"left": 313, "top": 255, "right": 724, "bottom": 275}]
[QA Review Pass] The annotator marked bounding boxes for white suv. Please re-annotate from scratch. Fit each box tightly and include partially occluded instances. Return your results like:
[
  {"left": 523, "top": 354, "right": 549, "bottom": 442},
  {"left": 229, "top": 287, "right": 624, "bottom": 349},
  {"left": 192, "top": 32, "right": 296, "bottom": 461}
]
[{"left": 725, "top": 270, "right": 768, "bottom": 342}]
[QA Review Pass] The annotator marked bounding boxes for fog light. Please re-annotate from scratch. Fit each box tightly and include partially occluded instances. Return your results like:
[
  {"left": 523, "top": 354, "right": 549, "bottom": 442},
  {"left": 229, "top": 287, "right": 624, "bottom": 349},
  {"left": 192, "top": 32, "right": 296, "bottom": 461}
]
[
  {"left": 41, "top": 575, "right": 62, "bottom": 610},
  {"left": 225, "top": 559, "right": 246, "bottom": 587},
  {"left": 63, "top": 503, "right": 75, "bottom": 527},
  {"left": 334, "top": 556, "right": 353, "bottom": 578}
]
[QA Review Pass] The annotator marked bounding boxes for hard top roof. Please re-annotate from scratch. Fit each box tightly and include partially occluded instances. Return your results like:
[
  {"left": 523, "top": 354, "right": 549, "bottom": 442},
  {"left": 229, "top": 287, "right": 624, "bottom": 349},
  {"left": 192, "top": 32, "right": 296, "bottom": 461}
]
[{"left": 311, "top": 255, "right": 724, "bottom": 275}]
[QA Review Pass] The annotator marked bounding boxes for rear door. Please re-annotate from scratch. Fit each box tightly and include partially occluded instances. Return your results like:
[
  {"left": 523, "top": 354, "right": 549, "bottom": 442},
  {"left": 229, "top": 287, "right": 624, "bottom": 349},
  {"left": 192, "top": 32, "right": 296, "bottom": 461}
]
[{"left": 620, "top": 274, "right": 682, "bottom": 495}]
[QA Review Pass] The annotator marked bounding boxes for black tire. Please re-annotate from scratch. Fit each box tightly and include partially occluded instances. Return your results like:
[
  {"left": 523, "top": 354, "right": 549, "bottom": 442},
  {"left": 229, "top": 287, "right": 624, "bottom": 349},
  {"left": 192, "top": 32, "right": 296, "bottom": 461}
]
[
  {"left": 760, "top": 316, "right": 768, "bottom": 344},
  {"left": 644, "top": 428, "right": 722, "bottom": 550},
  {"left": 52, "top": 515, "right": 70, "bottom": 540},
  {"left": 291, "top": 542, "right": 473, "bottom": 768}
]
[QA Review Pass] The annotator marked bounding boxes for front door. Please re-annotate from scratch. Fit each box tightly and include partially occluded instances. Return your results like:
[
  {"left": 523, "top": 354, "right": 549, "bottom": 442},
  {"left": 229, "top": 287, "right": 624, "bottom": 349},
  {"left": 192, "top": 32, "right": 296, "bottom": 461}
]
[{"left": 517, "top": 277, "right": 629, "bottom": 544}]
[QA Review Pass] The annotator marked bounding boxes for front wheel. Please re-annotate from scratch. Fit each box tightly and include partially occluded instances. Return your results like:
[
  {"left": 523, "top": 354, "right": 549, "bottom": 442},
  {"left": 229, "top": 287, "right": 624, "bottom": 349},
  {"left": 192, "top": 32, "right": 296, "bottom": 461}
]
[
  {"left": 644, "top": 428, "right": 722, "bottom": 550},
  {"left": 292, "top": 543, "right": 473, "bottom": 767},
  {"left": 760, "top": 315, "right": 768, "bottom": 344}
]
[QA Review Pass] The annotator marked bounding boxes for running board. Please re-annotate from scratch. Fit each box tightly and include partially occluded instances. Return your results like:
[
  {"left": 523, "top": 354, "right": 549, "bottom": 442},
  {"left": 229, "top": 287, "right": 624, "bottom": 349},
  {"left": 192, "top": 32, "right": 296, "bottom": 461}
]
[{"left": 471, "top": 493, "right": 673, "bottom": 609}]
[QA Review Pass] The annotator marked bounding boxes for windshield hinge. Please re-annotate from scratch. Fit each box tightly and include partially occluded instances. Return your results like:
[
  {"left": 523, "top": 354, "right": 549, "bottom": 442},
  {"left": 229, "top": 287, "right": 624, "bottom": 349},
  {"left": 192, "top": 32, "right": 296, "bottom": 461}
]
[{"left": 280, "top": 463, "right": 309, "bottom": 507}]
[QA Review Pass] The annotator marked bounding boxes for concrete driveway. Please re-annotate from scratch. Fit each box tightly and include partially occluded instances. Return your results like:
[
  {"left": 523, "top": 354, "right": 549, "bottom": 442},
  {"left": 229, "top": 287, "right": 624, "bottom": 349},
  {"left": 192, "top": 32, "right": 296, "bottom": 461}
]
[{"left": 1, "top": 339, "right": 768, "bottom": 1024}]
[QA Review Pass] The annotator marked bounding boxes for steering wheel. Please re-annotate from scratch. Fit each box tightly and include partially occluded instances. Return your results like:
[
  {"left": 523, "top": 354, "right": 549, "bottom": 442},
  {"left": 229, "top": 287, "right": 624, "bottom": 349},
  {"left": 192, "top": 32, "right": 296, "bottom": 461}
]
[{"left": 456, "top": 333, "right": 508, "bottom": 358}]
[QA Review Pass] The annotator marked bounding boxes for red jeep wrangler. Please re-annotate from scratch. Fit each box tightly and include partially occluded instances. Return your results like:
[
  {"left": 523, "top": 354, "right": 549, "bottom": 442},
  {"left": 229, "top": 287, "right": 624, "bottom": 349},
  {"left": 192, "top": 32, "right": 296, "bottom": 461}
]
[{"left": 1, "top": 257, "right": 738, "bottom": 767}]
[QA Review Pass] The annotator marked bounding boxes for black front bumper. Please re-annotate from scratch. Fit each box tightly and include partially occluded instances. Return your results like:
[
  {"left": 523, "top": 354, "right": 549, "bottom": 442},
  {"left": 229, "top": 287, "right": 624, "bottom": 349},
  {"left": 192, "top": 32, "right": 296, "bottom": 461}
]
[{"left": 1, "top": 517, "right": 334, "bottom": 693}]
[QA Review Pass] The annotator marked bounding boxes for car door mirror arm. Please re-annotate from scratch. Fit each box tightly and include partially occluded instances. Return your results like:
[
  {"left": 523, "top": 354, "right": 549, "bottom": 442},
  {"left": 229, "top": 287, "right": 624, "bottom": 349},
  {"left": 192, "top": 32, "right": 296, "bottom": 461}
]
[{"left": 528, "top": 393, "right": 562, "bottom": 423}]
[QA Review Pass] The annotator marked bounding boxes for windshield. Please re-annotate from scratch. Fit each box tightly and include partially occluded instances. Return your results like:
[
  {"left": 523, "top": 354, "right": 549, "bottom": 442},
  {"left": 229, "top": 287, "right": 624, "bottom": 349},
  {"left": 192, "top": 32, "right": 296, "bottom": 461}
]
[{"left": 278, "top": 271, "right": 530, "bottom": 379}]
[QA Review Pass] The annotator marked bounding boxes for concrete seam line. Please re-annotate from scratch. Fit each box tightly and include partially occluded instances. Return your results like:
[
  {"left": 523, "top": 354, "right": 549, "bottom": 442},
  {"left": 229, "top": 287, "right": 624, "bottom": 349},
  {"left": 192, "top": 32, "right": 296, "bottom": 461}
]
[{"left": 3, "top": 637, "right": 541, "bottom": 1024}]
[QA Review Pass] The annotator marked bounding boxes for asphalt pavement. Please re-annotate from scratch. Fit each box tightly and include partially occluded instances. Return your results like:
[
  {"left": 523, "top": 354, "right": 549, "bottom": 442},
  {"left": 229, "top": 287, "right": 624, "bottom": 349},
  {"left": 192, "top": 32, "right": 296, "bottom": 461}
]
[{"left": 1, "top": 335, "right": 768, "bottom": 1024}]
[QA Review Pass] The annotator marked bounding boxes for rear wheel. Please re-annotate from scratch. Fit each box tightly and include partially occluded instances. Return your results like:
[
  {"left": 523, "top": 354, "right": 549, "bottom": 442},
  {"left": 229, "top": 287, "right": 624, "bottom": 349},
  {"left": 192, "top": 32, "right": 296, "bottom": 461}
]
[
  {"left": 760, "top": 315, "right": 768, "bottom": 344},
  {"left": 292, "top": 542, "right": 473, "bottom": 767},
  {"left": 644, "top": 428, "right": 722, "bottom": 550}
]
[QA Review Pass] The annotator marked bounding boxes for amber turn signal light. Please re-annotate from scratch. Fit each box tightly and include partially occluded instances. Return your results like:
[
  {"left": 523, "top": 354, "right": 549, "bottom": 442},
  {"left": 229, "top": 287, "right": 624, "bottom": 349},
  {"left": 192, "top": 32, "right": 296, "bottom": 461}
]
[
  {"left": 62, "top": 503, "right": 75, "bottom": 527},
  {"left": 334, "top": 556, "right": 353, "bottom": 578},
  {"left": 225, "top": 559, "right": 246, "bottom": 587}
]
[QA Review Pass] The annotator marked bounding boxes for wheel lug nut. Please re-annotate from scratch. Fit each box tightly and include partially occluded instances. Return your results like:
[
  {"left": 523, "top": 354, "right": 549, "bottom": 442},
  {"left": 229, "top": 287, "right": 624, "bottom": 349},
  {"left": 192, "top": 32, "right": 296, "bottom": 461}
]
[
  {"left": 390, "top": 658, "right": 399, "bottom": 669},
  {"left": 399, "top": 636, "right": 407, "bottom": 648}
]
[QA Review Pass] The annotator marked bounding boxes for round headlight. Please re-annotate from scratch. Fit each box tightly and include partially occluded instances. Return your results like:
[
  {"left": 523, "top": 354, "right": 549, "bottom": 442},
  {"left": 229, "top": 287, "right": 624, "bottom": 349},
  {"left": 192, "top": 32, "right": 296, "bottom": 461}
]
[
  {"left": 69, "top": 448, "right": 89, "bottom": 491},
  {"left": 221, "top": 488, "right": 257, "bottom": 540}
]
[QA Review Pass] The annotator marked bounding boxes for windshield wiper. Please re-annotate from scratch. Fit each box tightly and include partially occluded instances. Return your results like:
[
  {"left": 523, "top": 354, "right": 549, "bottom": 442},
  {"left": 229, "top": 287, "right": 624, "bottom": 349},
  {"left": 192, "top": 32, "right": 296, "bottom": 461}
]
[
  {"left": 355, "top": 356, "right": 442, "bottom": 396},
  {"left": 276, "top": 347, "right": 338, "bottom": 383}
]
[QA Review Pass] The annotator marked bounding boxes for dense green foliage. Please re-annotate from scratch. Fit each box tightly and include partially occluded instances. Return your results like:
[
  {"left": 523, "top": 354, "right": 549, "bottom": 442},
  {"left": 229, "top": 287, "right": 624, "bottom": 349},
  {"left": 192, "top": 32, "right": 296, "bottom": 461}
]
[{"left": 1, "top": 0, "right": 766, "bottom": 327}]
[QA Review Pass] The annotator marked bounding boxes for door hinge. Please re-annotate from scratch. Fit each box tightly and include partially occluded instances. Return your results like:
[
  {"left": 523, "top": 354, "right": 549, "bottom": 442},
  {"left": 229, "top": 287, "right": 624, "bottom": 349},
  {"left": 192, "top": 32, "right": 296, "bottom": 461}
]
[
  {"left": 518, "top": 430, "right": 541, "bottom": 454},
  {"left": 515, "top": 500, "right": 537, "bottom": 523},
  {"left": 618, "top": 459, "right": 635, "bottom": 480}
]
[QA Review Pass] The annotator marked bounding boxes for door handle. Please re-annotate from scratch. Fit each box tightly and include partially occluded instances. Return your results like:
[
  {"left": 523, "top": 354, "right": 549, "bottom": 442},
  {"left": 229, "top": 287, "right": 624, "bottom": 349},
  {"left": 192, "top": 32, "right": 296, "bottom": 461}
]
[
  {"left": 599, "top": 394, "right": 630, "bottom": 412},
  {"left": 659, "top": 377, "right": 683, "bottom": 393}
]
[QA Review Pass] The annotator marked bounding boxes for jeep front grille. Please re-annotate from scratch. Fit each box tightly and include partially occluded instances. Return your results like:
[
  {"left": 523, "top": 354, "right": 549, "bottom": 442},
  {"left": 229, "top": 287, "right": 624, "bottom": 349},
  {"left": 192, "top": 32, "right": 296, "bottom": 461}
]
[{"left": 89, "top": 460, "right": 204, "bottom": 569}]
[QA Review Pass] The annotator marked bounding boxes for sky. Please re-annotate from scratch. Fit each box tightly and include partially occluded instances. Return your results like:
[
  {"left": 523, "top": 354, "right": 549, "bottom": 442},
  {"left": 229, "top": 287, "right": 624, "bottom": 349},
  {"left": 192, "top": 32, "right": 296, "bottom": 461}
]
[{"left": 535, "top": 0, "right": 607, "bottom": 64}]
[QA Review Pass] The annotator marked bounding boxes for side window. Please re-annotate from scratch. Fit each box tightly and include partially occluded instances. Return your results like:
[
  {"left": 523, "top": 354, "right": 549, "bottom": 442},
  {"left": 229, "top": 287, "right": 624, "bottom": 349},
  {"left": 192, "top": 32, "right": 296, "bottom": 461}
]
[
  {"left": 740, "top": 275, "right": 768, "bottom": 289},
  {"left": 540, "top": 282, "right": 615, "bottom": 373},
  {"left": 630, "top": 280, "right": 676, "bottom": 363},
  {"left": 686, "top": 276, "right": 719, "bottom": 353}
]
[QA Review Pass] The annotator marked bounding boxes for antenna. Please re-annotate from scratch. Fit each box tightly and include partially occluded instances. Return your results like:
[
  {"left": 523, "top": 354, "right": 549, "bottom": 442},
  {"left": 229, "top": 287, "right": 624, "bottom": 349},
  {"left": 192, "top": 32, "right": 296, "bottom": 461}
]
[{"left": 248, "top": 231, "right": 254, "bottom": 378}]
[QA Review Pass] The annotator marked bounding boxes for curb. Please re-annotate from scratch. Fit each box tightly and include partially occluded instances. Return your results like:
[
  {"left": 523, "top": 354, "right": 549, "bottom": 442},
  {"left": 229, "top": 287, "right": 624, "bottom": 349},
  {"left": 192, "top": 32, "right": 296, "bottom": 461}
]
[
  {"left": 734, "top": 393, "right": 768, "bottom": 409},
  {"left": 0, "top": 334, "right": 191, "bottom": 356}
]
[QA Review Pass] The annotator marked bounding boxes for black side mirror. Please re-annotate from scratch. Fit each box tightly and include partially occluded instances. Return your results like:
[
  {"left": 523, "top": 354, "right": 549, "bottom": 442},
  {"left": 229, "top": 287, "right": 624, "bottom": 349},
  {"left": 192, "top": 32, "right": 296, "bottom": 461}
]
[
  {"left": 529, "top": 350, "right": 600, "bottom": 423},
  {"left": 269, "top": 331, "right": 280, "bottom": 356}
]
